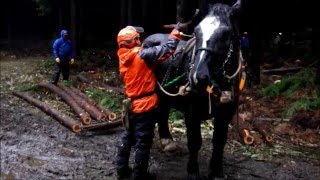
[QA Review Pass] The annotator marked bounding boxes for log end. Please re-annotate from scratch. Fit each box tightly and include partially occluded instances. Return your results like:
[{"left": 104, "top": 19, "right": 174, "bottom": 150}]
[
  {"left": 265, "top": 135, "right": 274, "bottom": 143},
  {"left": 72, "top": 124, "right": 82, "bottom": 133},
  {"left": 242, "top": 129, "right": 254, "bottom": 145},
  {"left": 108, "top": 113, "right": 117, "bottom": 121},
  {"left": 82, "top": 116, "right": 92, "bottom": 125},
  {"left": 244, "top": 135, "right": 255, "bottom": 145},
  {"left": 98, "top": 113, "right": 107, "bottom": 121}
]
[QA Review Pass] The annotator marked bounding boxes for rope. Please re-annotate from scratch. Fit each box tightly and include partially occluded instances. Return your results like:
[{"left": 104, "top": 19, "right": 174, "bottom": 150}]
[
  {"left": 157, "top": 81, "right": 190, "bottom": 97},
  {"left": 225, "top": 50, "right": 243, "bottom": 80}
]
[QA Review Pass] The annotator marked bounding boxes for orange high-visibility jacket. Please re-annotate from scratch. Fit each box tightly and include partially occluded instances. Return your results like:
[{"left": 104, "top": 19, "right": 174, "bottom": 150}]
[{"left": 117, "top": 30, "right": 180, "bottom": 113}]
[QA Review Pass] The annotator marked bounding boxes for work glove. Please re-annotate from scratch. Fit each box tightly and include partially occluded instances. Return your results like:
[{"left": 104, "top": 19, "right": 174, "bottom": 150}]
[
  {"left": 70, "top": 58, "right": 75, "bottom": 64},
  {"left": 169, "top": 23, "right": 182, "bottom": 40},
  {"left": 55, "top": 57, "right": 60, "bottom": 63}
]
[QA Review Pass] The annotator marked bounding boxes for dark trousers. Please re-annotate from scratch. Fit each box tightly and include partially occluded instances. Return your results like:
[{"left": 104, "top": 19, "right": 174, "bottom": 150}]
[
  {"left": 157, "top": 106, "right": 172, "bottom": 139},
  {"left": 51, "top": 63, "right": 70, "bottom": 84},
  {"left": 116, "top": 108, "right": 157, "bottom": 178}
]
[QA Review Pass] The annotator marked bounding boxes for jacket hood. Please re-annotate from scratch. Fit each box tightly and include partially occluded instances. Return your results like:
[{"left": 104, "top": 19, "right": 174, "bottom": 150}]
[
  {"left": 60, "top": 30, "right": 68, "bottom": 37},
  {"left": 117, "top": 47, "right": 141, "bottom": 66}
]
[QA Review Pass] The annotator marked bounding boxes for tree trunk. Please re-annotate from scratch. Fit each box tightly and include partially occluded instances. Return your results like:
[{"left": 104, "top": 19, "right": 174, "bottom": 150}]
[
  {"left": 12, "top": 91, "right": 81, "bottom": 133},
  {"left": 69, "top": 86, "right": 117, "bottom": 121},
  {"left": 38, "top": 82, "right": 91, "bottom": 125},
  {"left": 120, "top": 0, "right": 128, "bottom": 27},
  {"left": 70, "top": 0, "right": 80, "bottom": 58},
  {"left": 127, "top": 0, "right": 133, "bottom": 25},
  {"left": 59, "top": 85, "right": 107, "bottom": 121}
]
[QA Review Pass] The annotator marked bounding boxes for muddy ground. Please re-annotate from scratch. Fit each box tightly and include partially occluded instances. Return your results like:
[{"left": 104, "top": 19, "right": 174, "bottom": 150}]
[{"left": 1, "top": 56, "right": 320, "bottom": 180}]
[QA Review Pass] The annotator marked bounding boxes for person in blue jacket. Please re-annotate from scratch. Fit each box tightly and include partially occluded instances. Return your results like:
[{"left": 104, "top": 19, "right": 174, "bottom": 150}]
[{"left": 51, "top": 30, "right": 75, "bottom": 85}]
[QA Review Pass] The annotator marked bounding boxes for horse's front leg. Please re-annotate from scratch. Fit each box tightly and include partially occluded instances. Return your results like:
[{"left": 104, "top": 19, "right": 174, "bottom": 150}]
[
  {"left": 208, "top": 102, "right": 235, "bottom": 179},
  {"left": 185, "top": 110, "right": 202, "bottom": 180}
]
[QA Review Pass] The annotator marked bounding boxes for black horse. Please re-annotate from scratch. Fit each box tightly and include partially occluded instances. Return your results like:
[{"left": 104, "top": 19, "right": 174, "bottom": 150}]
[{"left": 144, "top": 2, "right": 243, "bottom": 179}]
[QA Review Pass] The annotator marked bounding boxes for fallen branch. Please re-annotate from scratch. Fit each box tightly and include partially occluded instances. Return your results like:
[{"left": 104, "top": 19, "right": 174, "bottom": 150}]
[
  {"left": 262, "top": 66, "right": 302, "bottom": 74},
  {"left": 254, "top": 117, "right": 290, "bottom": 122},
  {"left": 59, "top": 85, "right": 107, "bottom": 121},
  {"left": 76, "top": 74, "right": 124, "bottom": 94},
  {"left": 69, "top": 86, "right": 117, "bottom": 120},
  {"left": 99, "top": 84, "right": 125, "bottom": 95},
  {"left": 12, "top": 91, "right": 82, "bottom": 133},
  {"left": 38, "top": 82, "right": 91, "bottom": 125}
]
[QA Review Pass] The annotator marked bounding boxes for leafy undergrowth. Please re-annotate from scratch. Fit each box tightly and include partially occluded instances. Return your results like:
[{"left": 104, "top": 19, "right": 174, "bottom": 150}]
[{"left": 233, "top": 66, "right": 320, "bottom": 162}]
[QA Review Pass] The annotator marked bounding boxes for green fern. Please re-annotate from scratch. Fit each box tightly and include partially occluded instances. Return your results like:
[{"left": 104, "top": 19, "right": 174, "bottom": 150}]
[
  {"left": 284, "top": 96, "right": 320, "bottom": 117},
  {"left": 14, "top": 83, "right": 41, "bottom": 92},
  {"left": 169, "top": 109, "right": 184, "bottom": 122},
  {"left": 262, "top": 68, "right": 315, "bottom": 97},
  {"left": 85, "top": 88, "right": 123, "bottom": 112}
]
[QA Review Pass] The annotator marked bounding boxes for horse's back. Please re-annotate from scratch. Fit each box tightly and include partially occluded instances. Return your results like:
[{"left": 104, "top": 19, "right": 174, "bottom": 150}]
[{"left": 143, "top": 33, "right": 187, "bottom": 53}]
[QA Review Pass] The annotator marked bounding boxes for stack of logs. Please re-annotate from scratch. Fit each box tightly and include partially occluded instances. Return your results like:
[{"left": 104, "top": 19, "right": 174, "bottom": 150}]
[
  {"left": 229, "top": 112, "right": 275, "bottom": 145},
  {"left": 12, "top": 82, "right": 122, "bottom": 133}
]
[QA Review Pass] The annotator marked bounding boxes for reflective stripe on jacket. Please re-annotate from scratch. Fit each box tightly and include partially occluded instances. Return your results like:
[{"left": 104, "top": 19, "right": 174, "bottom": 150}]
[{"left": 117, "top": 31, "right": 180, "bottom": 113}]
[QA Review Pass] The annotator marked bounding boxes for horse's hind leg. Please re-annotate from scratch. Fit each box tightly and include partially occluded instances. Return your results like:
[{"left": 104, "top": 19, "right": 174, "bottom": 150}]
[
  {"left": 185, "top": 110, "right": 202, "bottom": 180},
  {"left": 209, "top": 103, "right": 235, "bottom": 179}
]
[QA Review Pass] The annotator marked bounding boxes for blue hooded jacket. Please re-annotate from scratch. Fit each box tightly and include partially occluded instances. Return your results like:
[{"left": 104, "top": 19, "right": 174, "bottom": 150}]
[{"left": 53, "top": 30, "right": 74, "bottom": 63}]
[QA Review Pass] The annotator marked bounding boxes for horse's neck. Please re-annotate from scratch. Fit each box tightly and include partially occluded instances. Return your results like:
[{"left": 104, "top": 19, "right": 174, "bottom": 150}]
[{"left": 174, "top": 37, "right": 196, "bottom": 73}]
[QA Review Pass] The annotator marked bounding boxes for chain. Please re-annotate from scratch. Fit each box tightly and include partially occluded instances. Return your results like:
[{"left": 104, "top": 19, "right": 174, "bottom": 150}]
[
  {"left": 161, "top": 57, "right": 173, "bottom": 86},
  {"left": 222, "top": 41, "right": 234, "bottom": 76}
]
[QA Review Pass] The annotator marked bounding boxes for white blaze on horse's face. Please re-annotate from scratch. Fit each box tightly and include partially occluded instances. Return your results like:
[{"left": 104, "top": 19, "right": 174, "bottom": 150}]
[{"left": 193, "top": 16, "right": 220, "bottom": 85}]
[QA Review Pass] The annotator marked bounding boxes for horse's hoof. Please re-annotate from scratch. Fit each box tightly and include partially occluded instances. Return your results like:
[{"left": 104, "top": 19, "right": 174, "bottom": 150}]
[{"left": 187, "top": 173, "right": 201, "bottom": 180}]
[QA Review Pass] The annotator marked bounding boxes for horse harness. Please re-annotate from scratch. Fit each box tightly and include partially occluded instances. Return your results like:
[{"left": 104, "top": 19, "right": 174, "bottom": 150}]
[{"left": 158, "top": 35, "right": 245, "bottom": 103}]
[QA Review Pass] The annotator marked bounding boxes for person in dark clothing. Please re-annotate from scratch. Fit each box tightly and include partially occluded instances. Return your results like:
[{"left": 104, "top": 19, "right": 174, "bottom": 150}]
[
  {"left": 116, "top": 25, "right": 181, "bottom": 180},
  {"left": 241, "top": 31, "right": 250, "bottom": 61},
  {"left": 51, "top": 30, "right": 75, "bottom": 85}
]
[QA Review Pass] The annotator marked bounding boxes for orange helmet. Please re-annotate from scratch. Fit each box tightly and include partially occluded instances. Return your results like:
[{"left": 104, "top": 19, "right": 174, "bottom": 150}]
[{"left": 117, "top": 26, "right": 144, "bottom": 48}]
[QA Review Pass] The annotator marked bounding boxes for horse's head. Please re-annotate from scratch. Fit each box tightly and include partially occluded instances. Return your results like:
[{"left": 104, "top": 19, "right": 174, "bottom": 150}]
[{"left": 189, "top": 2, "right": 241, "bottom": 92}]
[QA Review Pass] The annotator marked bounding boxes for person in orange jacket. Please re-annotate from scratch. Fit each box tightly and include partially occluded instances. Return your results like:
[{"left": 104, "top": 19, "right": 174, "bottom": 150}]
[{"left": 115, "top": 25, "right": 181, "bottom": 179}]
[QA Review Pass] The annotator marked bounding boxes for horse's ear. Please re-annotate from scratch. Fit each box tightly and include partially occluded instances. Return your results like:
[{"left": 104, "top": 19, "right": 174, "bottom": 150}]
[{"left": 230, "top": 0, "right": 241, "bottom": 15}]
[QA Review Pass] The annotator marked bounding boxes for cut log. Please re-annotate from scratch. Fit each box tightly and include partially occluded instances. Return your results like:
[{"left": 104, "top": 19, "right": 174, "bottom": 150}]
[
  {"left": 59, "top": 85, "right": 106, "bottom": 121},
  {"left": 252, "top": 120, "right": 274, "bottom": 143},
  {"left": 241, "top": 129, "right": 255, "bottom": 145},
  {"left": 76, "top": 74, "right": 124, "bottom": 94},
  {"left": 82, "top": 119, "right": 122, "bottom": 130},
  {"left": 69, "top": 86, "right": 117, "bottom": 120},
  {"left": 232, "top": 115, "right": 254, "bottom": 145},
  {"left": 12, "top": 91, "right": 81, "bottom": 133},
  {"left": 38, "top": 82, "right": 91, "bottom": 125}
]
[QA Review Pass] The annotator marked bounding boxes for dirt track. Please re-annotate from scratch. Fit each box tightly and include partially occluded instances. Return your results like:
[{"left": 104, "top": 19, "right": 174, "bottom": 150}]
[{"left": 1, "top": 57, "right": 320, "bottom": 179}]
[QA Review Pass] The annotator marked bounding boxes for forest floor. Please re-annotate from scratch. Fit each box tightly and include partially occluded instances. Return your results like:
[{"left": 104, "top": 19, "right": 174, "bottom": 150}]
[{"left": 1, "top": 51, "right": 320, "bottom": 180}]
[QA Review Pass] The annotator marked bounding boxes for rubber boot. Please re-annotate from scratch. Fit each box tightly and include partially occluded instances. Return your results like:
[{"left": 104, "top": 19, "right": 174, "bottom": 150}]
[{"left": 117, "top": 166, "right": 132, "bottom": 180}]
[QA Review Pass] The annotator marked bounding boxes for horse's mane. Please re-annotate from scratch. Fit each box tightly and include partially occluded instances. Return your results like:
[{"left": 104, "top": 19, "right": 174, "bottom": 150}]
[{"left": 207, "top": 3, "right": 232, "bottom": 25}]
